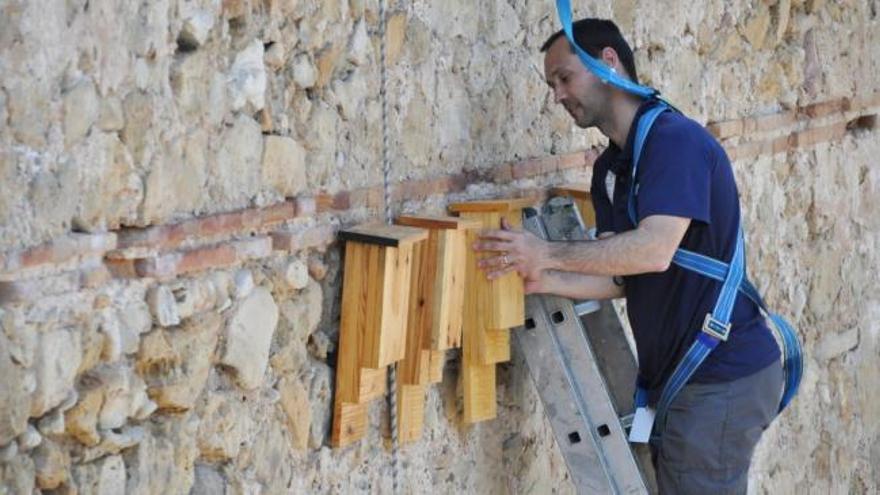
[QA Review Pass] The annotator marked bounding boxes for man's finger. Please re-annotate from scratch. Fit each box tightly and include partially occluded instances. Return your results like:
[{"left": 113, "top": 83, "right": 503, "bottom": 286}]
[
  {"left": 472, "top": 240, "right": 511, "bottom": 252},
  {"left": 486, "top": 264, "right": 517, "bottom": 280},
  {"left": 478, "top": 229, "right": 516, "bottom": 241},
  {"left": 478, "top": 255, "right": 512, "bottom": 270}
]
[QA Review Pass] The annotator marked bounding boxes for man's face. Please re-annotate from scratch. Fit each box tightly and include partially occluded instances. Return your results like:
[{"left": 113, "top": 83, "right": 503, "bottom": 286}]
[{"left": 543, "top": 37, "right": 608, "bottom": 129}]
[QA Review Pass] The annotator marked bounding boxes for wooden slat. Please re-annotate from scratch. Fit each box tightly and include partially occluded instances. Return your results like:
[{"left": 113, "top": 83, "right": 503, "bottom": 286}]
[
  {"left": 456, "top": 209, "right": 524, "bottom": 332},
  {"left": 462, "top": 361, "right": 497, "bottom": 424},
  {"left": 396, "top": 215, "right": 482, "bottom": 230},
  {"left": 331, "top": 400, "right": 368, "bottom": 447},
  {"left": 428, "top": 350, "right": 445, "bottom": 384},
  {"left": 338, "top": 223, "right": 428, "bottom": 247},
  {"left": 400, "top": 234, "right": 431, "bottom": 385},
  {"left": 397, "top": 383, "right": 426, "bottom": 444},
  {"left": 448, "top": 198, "right": 535, "bottom": 213},
  {"left": 335, "top": 242, "right": 374, "bottom": 404},
  {"left": 477, "top": 328, "right": 510, "bottom": 365},
  {"left": 358, "top": 367, "right": 387, "bottom": 401},
  {"left": 349, "top": 241, "right": 416, "bottom": 369}
]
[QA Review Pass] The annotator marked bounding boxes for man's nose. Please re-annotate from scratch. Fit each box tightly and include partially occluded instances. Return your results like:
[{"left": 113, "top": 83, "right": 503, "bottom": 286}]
[{"left": 553, "top": 86, "right": 566, "bottom": 104}]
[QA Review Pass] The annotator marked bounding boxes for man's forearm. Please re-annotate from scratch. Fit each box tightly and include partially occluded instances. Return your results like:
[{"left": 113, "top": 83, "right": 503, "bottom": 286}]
[
  {"left": 537, "top": 270, "right": 624, "bottom": 300},
  {"left": 540, "top": 219, "right": 680, "bottom": 276}
]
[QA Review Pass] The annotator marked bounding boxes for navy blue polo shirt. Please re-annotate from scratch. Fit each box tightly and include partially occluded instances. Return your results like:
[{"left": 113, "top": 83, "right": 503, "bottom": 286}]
[{"left": 591, "top": 100, "right": 780, "bottom": 397}]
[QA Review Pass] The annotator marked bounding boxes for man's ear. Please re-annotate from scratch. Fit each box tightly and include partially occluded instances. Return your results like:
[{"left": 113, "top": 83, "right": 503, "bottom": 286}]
[{"left": 600, "top": 47, "right": 619, "bottom": 70}]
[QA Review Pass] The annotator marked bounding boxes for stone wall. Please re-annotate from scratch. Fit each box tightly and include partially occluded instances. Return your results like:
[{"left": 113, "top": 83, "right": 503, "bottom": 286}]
[{"left": 0, "top": 0, "right": 878, "bottom": 493}]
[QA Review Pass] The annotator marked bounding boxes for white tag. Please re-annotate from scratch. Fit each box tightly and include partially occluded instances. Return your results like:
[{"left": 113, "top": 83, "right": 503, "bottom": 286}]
[
  {"left": 628, "top": 407, "right": 655, "bottom": 443},
  {"left": 605, "top": 171, "right": 616, "bottom": 203}
]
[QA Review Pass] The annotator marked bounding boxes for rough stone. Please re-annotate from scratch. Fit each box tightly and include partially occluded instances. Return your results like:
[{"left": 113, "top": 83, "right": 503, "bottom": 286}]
[
  {"left": 63, "top": 80, "right": 100, "bottom": 148},
  {"left": 262, "top": 135, "right": 307, "bottom": 197},
  {"left": 228, "top": 39, "right": 266, "bottom": 112},
  {"left": 119, "top": 302, "right": 152, "bottom": 355},
  {"left": 264, "top": 41, "right": 286, "bottom": 71},
  {"left": 285, "top": 259, "right": 309, "bottom": 290},
  {"left": 291, "top": 54, "right": 317, "bottom": 89},
  {"left": 97, "top": 96, "right": 126, "bottom": 132},
  {"left": 147, "top": 285, "right": 181, "bottom": 327},
  {"left": 65, "top": 387, "right": 103, "bottom": 447},
  {"left": 124, "top": 416, "right": 198, "bottom": 494},
  {"left": 33, "top": 438, "right": 69, "bottom": 490},
  {"left": 196, "top": 393, "right": 247, "bottom": 462},
  {"left": 192, "top": 464, "right": 227, "bottom": 495},
  {"left": 0, "top": 334, "right": 29, "bottom": 445},
  {"left": 17, "top": 423, "right": 42, "bottom": 451},
  {"left": 232, "top": 269, "right": 255, "bottom": 300},
  {"left": 0, "top": 452, "right": 35, "bottom": 494},
  {"left": 31, "top": 328, "right": 83, "bottom": 418},
  {"left": 72, "top": 454, "right": 126, "bottom": 495},
  {"left": 138, "top": 314, "right": 221, "bottom": 411},
  {"left": 211, "top": 113, "right": 263, "bottom": 205},
  {"left": 347, "top": 19, "right": 371, "bottom": 66},
  {"left": 219, "top": 287, "right": 279, "bottom": 389},
  {"left": 36, "top": 407, "right": 66, "bottom": 437},
  {"left": 278, "top": 376, "right": 311, "bottom": 450},
  {"left": 179, "top": 9, "right": 215, "bottom": 49}
]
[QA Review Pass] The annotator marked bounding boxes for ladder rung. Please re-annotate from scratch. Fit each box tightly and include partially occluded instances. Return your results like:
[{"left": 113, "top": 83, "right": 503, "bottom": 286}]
[{"left": 574, "top": 300, "right": 601, "bottom": 316}]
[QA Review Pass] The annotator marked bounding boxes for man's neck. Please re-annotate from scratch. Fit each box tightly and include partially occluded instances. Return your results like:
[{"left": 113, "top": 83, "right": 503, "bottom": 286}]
[{"left": 599, "top": 93, "right": 644, "bottom": 149}]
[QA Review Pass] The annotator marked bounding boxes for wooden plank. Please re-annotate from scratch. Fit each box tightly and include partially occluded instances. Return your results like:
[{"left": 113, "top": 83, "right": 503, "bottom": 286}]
[
  {"left": 400, "top": 234, "right": 431, "bottom": 385},
  {"left": 358, "top": 242, "right": 417, "bottom": 369},
  {"left": 338, "top": 223, "right": 428, "bottom": 247},
  {"left": 434, "top": 228, "right": 467, "bottom": 349},
  {"left": 458, "top": 210, "right": 525, "bottom": 333},
  {"left": 477, "top": 328, "right": 510, "bottom": 365},
  {"left": 428, "top": 350, "right": 445, "bottom": 384},
  {"left": 462, "top": 361, "right": 497, "bottom": 424},
  {"left": 331, "top": 399, "right": 369, "bottom": 447},
  {"left": 397, "top": 383, "right": 426, "bottom": 444},
  {"left": 335, "top": 242, "right": 375, "bottom": 403},
  {"left": 447, "top": 198, "right": 535, "bottom": 214},
  {"left": 396, "top": 217, "right": 472, "bottom": 352},
  {"left": 358, "top": 367, "right": 387, "bottom": 402},
  {"left": 396, "top": 215, "right": 482, "bottom": 230}
]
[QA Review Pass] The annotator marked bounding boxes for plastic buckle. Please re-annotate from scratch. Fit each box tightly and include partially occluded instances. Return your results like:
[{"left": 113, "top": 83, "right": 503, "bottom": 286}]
[{"left": 702, "top": 313, "right": 731, "bottom": 341}]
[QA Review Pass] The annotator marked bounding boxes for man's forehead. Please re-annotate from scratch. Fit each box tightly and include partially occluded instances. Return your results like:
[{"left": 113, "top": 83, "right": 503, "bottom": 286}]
[{"left": 544, "top": 37, "right": 577, "bottom": 71}]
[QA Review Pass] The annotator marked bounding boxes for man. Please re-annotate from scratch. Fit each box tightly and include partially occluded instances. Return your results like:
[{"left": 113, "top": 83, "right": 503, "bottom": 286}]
[{"left": 474, "top": 18, "right": 783, "bottom": 494}]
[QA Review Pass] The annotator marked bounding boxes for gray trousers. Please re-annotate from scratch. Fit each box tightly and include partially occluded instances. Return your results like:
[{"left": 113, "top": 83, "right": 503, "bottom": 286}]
[{"left": 651, "top": 361, "right": 783, "bottom": 495}]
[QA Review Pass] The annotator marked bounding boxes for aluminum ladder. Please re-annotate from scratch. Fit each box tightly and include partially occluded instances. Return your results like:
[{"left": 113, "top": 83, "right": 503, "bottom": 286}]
[{"left": 513, "top": 196, "right": 656, "bottom": 494}]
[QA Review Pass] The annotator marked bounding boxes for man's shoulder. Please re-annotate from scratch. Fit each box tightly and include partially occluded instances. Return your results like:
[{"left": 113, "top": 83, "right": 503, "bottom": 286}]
[{"left": 653, "top": 110, "right": 716, "bottom": 145}]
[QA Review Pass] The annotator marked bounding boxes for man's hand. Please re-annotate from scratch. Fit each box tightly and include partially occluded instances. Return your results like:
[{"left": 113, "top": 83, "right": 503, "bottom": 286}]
[{"left": 473, "top": 218, "right": 548, "bottom": 282}]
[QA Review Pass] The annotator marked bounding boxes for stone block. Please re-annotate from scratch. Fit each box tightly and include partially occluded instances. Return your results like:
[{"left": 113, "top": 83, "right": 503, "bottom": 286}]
[
  {"left": 98, "top": 96, "right": 125, "bottom": 132},
  {"left": 0, "top": 335, "right": 29, "bottom": 445},
  {"left": 264, "top": 41, "right": 286, "bottom": 71},
  {"left": 262, "top": 135, "right": 307, "bottom": 197},
  {"left": 138, "top": 315, "right": 221, "bottom": 411},
  {"left": 192, "top": 464, "right": 227, "bottom": 495},
  {"left": 292, "top": 54, "right": 317, "bottom": 89},
  {"left": 72, "top": 455, "right": 126, "bottom": 495},
  {"left": 179, "top": 9, "right": 214, "bottom": 49},
  {"left": 147, "top": 285, "right": 181, "bottom": 327},
  {"left": 212, "top": 113, "right": 263, "bottom": 205},
  {"left": 228, "top": 39, "right": 266, "bottom": 112},
  {"left": 30, "top": 328, "right": 83, "bottom": 418},
  {"left": 278, "top": 376, "right": 311, "bottom": 451},
  {"left": 219, "top": 287, "right": 279, "bottom": 389},
  {"left": 196, "top": 394, "right": 246, "bottom": 462},
  {"left": 63, "top": 80, "right": 99, "bottom": 148},
  {"left": 33, "top": 439, "right": 69, "bottom": 490},
  {"left": 65, "top": 386, "right": 103, "bottom": 447}
]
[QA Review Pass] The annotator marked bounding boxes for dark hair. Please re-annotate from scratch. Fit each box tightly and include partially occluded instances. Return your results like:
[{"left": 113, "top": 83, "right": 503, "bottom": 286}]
[{"left": 541, "top": 18, "right": 639, "bottom": 84}]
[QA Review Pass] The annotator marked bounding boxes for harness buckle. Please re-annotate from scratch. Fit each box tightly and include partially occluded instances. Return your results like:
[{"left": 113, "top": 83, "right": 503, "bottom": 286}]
[{"left": 702, "top": 313, "right": 731, "bottom": 341}]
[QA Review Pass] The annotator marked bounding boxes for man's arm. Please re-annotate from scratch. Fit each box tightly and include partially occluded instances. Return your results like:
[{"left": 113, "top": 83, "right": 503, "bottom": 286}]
[
  {"left": 528, "top": 270, "right": 624, "bottom": 300},
  {"left": 475, "top": 215, "right": 690, "bottom": 280}
]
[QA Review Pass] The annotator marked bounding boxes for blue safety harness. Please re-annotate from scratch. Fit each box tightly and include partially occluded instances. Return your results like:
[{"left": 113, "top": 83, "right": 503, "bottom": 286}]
[{"left": 555, "top": 0, "right": 803, "bottom": 437}]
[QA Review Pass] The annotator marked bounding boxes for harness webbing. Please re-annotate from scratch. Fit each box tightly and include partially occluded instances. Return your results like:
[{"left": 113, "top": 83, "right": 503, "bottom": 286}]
[{"left": 554, "top": 0, "right": 803, "bottom": 436}]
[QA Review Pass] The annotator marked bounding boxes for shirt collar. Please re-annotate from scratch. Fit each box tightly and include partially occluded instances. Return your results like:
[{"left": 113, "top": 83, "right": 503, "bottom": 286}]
[{"left": 607, "top": 99, "right": 661, "bottom": 176}]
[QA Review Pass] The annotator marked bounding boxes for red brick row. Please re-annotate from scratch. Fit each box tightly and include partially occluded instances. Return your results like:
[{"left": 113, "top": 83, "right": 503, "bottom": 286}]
[{"left": 708, "top": 93, "right": 880, "bottom": 141}]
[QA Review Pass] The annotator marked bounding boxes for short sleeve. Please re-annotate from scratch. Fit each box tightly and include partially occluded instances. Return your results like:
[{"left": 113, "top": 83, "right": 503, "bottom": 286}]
[
  {"left": 635, "top": 117, "right": 713, "bottom": 225},
  {"left": 590, "top": 156, "right": 614, "bottom": 234}
]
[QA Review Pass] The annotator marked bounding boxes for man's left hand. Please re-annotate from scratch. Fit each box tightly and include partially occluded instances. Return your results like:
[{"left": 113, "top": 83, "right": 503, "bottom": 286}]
[{"left": 473, "top": 218, "right": 547, "bottom": 281}]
